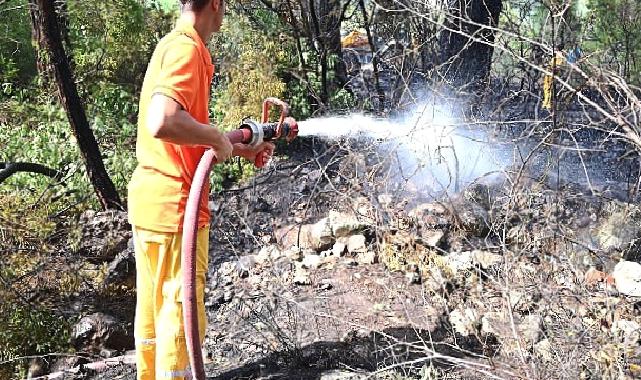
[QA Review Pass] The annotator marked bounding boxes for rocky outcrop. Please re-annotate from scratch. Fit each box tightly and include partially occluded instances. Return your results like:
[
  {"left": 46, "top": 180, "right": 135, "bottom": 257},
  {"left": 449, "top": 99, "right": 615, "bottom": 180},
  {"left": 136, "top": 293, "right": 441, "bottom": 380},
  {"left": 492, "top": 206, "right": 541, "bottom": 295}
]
[
  {"left": 71, "top": 312, "right": 133, "bottom": 354},
  {"left": 70, "top": 210, "right": 131, "bottom": 263}
]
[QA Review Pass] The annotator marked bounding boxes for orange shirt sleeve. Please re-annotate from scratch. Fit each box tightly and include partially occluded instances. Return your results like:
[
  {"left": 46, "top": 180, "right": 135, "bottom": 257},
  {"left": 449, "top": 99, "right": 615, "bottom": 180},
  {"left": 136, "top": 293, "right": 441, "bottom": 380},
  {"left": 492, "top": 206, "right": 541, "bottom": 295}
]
[{"left": 153, "top": 37, "right": 200, "bottom": 111}]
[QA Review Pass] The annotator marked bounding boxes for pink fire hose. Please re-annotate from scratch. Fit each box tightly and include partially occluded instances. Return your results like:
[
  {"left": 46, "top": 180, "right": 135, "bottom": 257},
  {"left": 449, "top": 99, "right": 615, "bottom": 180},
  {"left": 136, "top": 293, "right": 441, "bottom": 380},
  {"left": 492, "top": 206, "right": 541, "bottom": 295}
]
[{"left": 181, "top": 98, "right": 297, "bottom": 380}]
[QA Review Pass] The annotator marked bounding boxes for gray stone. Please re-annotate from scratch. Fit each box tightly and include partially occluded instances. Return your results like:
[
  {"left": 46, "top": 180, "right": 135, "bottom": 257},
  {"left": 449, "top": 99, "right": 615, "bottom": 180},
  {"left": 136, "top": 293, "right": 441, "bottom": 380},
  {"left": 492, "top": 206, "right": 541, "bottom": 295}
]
[
  {"left": 302, "top": 254, "right": 323, "bottom": 269},
  {"left": 332, "top": 242, "right": 347, "bottom": 256},
  {"left": 236, "top": 255, "right": 257, "bottom": 278},
  {"left": 275, "top": 218, "right": 335, "bottom": 252},
  {"left": 320, "top": 370, "right": 366, "bottom": 379},
  {"left": 357, "top": 251, "right": 377, "bottom": 265},
  {"left": 421, "top": 229, "right": 445, "bottom": 248},
  {"left": 103, "top": 248, "right": 136, "bottom": 288},
  {"left": 452, "top": 200, "right": 490, "bottom": 237},
  {"left": 256, "top": 245, "right": 282, "bottom": 264},
  {"left": 329, "top": 210, "right": 372, "bottom": 238},
  {"left": 473, "top": 250, "right": 503, "bottom": 269},
  {"left": 612, "top": 261, "right": 641, "bottom": 297},
  {"left": 71, "top": 313, "right": 133, "bottom": 354},
  {"left": 311, "top": 217, "right": 335, "bottom": 251},
  {"left": 347, "top": 235, "right": 367, "bottom": 253},
  {"left": 596, "top": 201, "right": 641, "bottom": 253},
  {"left": 293, "top": 269, "right": 312, "bottom": 285},
  {"left": 449, "top": 308, "right": 479, "bottom": 336},
  {"left": 481, "top": 312, "right": 542, "bottom": 349},
  {"left": 71, "top": 210, "right": 132, "bottom": 263},
  {"left": 444, "top": 251, "right": 475, "bottom": 274},
  {"left": 405, "top": 271, "right": 421, "bottom": 284}
]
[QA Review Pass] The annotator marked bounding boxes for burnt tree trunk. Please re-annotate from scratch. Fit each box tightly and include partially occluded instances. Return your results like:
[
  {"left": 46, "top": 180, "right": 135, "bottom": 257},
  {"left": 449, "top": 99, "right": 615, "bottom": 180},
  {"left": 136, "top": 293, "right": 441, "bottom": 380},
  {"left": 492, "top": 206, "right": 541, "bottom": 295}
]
[
  {"left": 359, "top": 0, "right": 385, "bottom": 114},
  {"left": 36, "top": 0, "right": 122, "bottom": 210},
  {"left": 305, "top": 0, "right": 348, "bottom": 109},
  {"left": 438, "top": 0, "right": 502, "bottom": 90},
  {"left": 318, "top": 0, "right": 348, "bottom": 91}
]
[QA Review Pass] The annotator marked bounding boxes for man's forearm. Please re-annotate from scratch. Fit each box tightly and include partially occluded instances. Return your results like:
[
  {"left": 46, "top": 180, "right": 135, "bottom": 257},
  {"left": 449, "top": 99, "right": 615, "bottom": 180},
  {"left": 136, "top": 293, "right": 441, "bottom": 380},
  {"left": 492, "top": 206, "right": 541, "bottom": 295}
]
[{"left": 153, "top": 109, "right": 225, "bottom": 147}]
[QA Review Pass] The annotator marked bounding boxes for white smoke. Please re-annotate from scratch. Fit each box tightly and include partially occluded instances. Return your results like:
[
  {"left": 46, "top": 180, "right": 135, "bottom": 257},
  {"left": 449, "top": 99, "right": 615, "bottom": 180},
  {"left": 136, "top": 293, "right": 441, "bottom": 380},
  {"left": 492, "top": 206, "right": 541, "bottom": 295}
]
[{"left": 297, "top": 100, "right": 508, "bottom": 194}]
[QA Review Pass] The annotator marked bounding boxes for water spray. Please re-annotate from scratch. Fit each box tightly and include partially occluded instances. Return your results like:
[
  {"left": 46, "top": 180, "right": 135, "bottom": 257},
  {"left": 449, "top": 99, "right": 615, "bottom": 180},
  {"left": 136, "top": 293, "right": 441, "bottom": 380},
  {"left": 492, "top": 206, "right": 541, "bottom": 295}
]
[{"left": 296, "top": 102, "right": 503, "bottom": 195}]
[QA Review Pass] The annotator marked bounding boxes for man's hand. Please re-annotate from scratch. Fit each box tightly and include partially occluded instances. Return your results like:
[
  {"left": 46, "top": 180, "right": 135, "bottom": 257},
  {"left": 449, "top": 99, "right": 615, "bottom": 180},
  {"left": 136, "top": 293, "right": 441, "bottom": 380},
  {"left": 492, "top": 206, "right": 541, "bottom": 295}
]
[
  {"left": 233, "top": 142, "right": 275, "bottom": 168},
  {"left": 210, "top": 128, "right": 234, "bottom": 163}
]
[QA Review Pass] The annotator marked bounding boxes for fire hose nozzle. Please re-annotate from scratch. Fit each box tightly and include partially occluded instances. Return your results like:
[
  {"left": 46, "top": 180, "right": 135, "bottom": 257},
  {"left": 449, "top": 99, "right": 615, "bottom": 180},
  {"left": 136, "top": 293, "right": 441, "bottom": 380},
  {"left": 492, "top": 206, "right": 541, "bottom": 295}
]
[
  {"left": 236, "top": 97, "right": 298, "bottom": 146},
  {"left": 238, "top": 118, "right": 299, "bottom": 146}
]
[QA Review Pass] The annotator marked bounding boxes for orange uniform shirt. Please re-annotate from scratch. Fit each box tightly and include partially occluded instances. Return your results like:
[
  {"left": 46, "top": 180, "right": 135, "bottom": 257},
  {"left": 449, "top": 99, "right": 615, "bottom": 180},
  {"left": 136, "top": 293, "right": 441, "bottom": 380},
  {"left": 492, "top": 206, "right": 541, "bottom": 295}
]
[{"left": 128, "top": 20, "right": 215, "bottom": 232}]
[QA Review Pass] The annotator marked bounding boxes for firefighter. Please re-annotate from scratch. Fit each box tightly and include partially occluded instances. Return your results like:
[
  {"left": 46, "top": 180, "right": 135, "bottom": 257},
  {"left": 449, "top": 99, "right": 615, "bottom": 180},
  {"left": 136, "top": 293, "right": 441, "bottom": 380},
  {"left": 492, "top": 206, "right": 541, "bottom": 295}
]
[
  {"left": 127, "top": 1, "right": 274, "bottom": 379},
  {"left": 542, "top": 46, "right": 566, "bottom": 110}
]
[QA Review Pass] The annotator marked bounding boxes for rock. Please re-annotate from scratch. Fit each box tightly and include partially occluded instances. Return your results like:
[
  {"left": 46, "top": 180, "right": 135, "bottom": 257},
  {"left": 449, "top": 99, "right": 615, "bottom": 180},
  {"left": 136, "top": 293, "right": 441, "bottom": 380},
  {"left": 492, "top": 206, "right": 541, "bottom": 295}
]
[
  {"left": 318, "top": 279, "right": 333, "bottom": 291},
  {"left": 481, "top": 312, "right": 542, "bottom": 349},
  {"left": 223, "top": 289, "right": 234, "bottom": 303},
  {"left": 103, "top": 247, "right": 136, "bottom": 288},
  {"left": 284, "top": 247, "right": 303, "bottom": 261},
  {"left": 256, "top": 245, "right": 282, "bottom": 264},
  {"left": 472, "top": 250, "right": 503, "bottom": 269},
  {"left": 302, "top": 254, "right": 323, "bottom": 269},
  {"left": 463, "top": 183, "right": 492, "bottom": 210},
  {"left": 293, "top": 269, "right": 312, "bottom": 285},
  {"left": 409, "top": 203, "right": 450, "bottom": 228},
  {"left": 218, "top": 262, "right": 236, "bottom": 277},
  {"left": 320, "top": 370, "right": 366, "bottom": 379},
  {"left": 332, "top": 242, "right": 347, "bottom": 256},
  {"left": 534, "top": 338, "right": 553, "bottom": 362},
  {"left": 311, "top": 217, "right": 335, "bottom": 251},
  {"left": 236, "top": 255, "right": 257, "bottom": 278},
  {"left": 444, "top": 251, "right": 474, "bottom": 274},
  {"left": 27, "top": 357, "right": 50, "bottom": 379},
  {"left": 405, "top": 270, "right": 421, "bottom": 284},
  {"left": 584, "top": 268, "right": 610, "bottom": 286},
  {"left": 71, "top": 210, "right": 132, "bottom": 263},
  {"left": 205, "top": 291, "right": 227, "bottom": 309},
  {"left": 596, "top": 201, "right": 641, "bottom": 253},
  {"left": 420, "top": 229, "right": 445, "bottom": 248},
  {"left": 611, "top": 320, "right": 640, "bottom": 346},
  {"left": 506, "top": 289, "right": 541, "bottom": 314},
  {"left": 357, "top": 251, "right": 377, "bottom": 265},
  {"left": 275, "top": 225, "right": 313, "bottom": 250},
  {"left": 409, "top": 202, "right": 448, "bottom": 218},
  {"left": 275, "top": 218, "right": 335, "bottom": 252},
  {"left": 612, "top": 261, "right": 641, "bottom": 297},
  {"left": 71, "top": 312, "right": 133, "bottom": 354},
  {"left": 328, "top": 210, "right": 372, "bottom": 237},
  {"left": 451, "top": 199, "right": 490, "bottom": 237},
  {"left": 449, "top": 308, "right": 479, "bottom": 336},
  {"left": 347, "top": 235, "right": 367, "bottom": 253}
]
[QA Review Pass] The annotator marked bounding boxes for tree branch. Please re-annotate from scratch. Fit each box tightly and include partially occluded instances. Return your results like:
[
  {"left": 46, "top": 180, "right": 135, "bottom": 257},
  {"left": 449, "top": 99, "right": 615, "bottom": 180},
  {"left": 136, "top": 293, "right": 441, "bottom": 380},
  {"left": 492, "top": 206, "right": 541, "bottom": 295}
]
[{"left": 0, "top": 162, "right": 64, "bottom": 184}]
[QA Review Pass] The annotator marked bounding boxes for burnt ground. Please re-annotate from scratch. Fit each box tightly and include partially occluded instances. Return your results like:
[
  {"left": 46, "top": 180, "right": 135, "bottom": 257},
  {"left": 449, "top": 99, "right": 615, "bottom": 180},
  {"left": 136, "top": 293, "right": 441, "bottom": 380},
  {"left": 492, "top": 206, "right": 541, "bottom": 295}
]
[
  {"left": 71, "top": 137, "right": 502, "bottom": 380},
  {"left": 51, "top": 131, "right": 641, "bottom": 380}
]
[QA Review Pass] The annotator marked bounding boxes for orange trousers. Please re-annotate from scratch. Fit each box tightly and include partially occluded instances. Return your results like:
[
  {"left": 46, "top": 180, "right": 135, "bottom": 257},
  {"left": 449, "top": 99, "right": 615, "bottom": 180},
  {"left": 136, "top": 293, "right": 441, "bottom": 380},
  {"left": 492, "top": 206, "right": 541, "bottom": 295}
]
[{"left": 133, "top": 226, "right": 209, "bottom": 380}]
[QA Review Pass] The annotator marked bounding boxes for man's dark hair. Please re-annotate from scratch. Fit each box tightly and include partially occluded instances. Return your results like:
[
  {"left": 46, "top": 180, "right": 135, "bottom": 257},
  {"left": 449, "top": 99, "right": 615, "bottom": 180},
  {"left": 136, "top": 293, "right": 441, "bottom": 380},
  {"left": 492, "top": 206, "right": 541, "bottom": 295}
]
[{"left": 179, "top": 0, "right": 211, "bottom": 11}]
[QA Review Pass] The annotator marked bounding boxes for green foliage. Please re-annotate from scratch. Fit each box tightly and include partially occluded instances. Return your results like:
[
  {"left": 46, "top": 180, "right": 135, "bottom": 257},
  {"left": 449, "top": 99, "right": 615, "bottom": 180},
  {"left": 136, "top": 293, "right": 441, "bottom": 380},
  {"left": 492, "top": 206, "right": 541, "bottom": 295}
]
[
  {"left": 0, "top": 303, "right": 71, "bottom": 378},
  {"left": 0, "top": 82, "right": 138, "bottom": 209},
  {"left": 210, "top": 13, "right": 288, "bottom": 185},
  {"left": 0, "top": 0, "right": 36, "bottom": 86},
  {"left": 68, "top": 0, "right": 174, "bottom": 89},
  {"left": 587, "top": 0, "right": 641, "bottom": 82}
]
